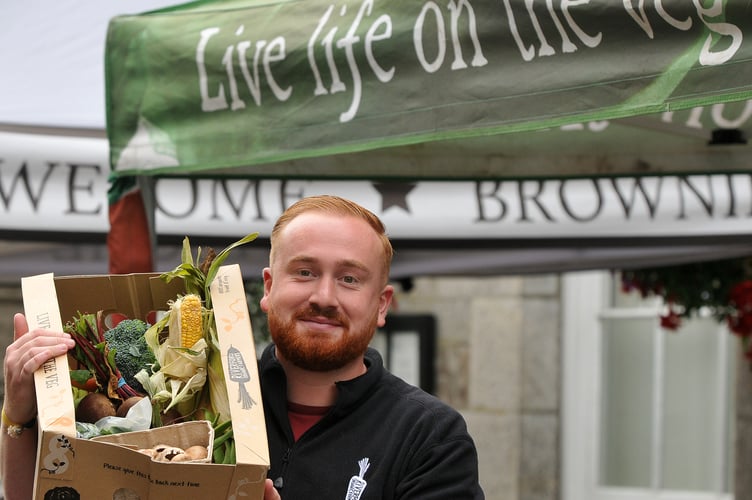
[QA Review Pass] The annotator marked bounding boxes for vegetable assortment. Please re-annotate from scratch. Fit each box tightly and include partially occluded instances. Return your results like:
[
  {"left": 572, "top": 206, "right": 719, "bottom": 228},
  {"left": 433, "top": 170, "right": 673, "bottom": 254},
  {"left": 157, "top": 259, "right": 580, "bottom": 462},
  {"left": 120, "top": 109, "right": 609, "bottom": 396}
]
[{"left": 64, "top": 233, "right": 258, "bottom": 464}]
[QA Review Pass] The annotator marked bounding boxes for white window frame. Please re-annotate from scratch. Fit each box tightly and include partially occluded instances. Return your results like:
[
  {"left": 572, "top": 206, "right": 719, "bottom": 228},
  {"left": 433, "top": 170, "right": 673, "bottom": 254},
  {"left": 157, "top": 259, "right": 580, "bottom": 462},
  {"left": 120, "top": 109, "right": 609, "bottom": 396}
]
[{"left": 561, "top": 270, "right": 734, "bottom": 500}]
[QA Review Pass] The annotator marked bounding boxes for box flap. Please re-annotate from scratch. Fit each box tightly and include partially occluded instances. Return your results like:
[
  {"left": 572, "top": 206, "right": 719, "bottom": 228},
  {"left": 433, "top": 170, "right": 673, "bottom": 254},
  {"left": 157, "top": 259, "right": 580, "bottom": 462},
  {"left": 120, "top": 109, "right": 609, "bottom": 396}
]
[
  {"left": 52, "top": 273, "right": 184, "bottom": 322},
  {"left": 210, "top": 264, "right": 269, "bottom": 466},
  {"left": 229, "top": 464, "right": 267, "bottom": 499},
  {"left": 93, "top": 420, "right": 214, "bottom": 463},
  {"left": 21, "top": 273, "right": 76, "bottom": 436}
]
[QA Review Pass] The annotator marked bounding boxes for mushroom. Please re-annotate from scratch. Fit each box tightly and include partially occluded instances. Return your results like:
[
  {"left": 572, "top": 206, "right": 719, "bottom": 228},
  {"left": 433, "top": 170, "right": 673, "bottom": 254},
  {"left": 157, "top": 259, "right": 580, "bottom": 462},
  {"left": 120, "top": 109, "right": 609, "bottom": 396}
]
[{"left": 153, "top": 444, "right": 185, "bottom": 462}]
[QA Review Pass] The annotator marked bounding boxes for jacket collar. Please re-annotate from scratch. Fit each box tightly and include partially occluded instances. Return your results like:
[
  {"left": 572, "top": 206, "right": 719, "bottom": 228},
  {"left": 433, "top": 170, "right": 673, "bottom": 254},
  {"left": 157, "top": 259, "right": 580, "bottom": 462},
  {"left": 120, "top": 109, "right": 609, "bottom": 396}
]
[{"left": 260, "top": 344, "right": 385, "bottom": 415}]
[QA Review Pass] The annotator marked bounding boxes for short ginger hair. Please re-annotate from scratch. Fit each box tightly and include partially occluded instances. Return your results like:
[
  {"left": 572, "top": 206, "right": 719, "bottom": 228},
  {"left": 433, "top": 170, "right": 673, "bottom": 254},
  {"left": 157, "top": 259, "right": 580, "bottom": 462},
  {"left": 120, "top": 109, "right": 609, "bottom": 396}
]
[{"left": 269, "top": 195, "right": 393, "bottom": 284}]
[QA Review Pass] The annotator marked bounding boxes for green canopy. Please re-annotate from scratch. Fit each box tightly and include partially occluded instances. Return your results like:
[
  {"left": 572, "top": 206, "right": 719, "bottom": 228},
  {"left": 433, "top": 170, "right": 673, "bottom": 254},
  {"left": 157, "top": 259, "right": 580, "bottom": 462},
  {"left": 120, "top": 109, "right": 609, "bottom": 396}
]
[{"left": 105, "top": 0, "right": 752, "bottom": 179}]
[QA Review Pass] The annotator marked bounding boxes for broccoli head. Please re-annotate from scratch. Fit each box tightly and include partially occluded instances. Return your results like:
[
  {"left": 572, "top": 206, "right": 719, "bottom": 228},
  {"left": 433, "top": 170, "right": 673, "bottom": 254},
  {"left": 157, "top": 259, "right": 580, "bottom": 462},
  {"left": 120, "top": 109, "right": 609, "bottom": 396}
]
[{"left": 103, "top": 318, "right": 156, "bottom": 394}]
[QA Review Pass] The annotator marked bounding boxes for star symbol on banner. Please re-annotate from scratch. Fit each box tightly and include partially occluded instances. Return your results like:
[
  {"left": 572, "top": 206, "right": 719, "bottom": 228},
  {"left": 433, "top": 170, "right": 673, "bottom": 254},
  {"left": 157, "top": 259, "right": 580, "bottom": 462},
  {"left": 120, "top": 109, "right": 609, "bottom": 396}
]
[{"left": 372, "top": 182, "right": 417, "bottom": 213}]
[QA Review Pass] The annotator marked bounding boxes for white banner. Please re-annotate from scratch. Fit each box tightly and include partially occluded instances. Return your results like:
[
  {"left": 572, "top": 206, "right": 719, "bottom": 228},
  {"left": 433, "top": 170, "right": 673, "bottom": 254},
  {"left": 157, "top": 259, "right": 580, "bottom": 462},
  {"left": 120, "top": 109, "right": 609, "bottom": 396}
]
[
  {"left": 152, "top": 176, "right": 752, "bottom": 239},
  {"left": 2, "top": 132, "right": 751, "bottom": 240},
  {"left": 0, "top": 132, "right": 110, "bottom": 232}
]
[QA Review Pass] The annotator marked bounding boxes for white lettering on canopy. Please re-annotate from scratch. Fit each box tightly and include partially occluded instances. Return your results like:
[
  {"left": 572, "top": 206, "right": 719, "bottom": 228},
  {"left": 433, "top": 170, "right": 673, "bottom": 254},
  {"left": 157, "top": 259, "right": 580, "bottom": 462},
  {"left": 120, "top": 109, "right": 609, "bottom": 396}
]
[
  {"left": 195, "top": 0, "right": 739, "bottom": 123},
  {"left": 197, "top": 25, "right": 292, "bottom": 113}
]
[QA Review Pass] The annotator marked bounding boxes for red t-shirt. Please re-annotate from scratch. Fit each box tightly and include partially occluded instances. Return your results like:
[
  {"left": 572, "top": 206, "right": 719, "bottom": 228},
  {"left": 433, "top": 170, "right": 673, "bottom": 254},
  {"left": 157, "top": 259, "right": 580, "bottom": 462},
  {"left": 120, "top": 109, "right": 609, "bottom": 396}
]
[{"left": 287, "top": 402, "right": 331, "bottom": 441}]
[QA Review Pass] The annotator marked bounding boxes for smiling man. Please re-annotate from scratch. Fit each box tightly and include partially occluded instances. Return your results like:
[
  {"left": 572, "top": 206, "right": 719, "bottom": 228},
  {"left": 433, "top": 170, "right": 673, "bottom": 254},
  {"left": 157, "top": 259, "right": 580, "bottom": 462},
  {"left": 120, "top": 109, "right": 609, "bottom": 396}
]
[{"left": 258, "top": 195, "right": 484, "bottom": 499}]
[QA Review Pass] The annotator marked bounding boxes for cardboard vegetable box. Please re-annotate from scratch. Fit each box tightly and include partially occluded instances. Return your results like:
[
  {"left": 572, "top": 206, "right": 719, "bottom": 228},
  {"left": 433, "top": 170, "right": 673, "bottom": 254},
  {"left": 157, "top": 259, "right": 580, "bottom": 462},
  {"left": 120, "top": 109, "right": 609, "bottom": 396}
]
[{"left": 22, "top": 264, "right": 269, "bottom": 500}]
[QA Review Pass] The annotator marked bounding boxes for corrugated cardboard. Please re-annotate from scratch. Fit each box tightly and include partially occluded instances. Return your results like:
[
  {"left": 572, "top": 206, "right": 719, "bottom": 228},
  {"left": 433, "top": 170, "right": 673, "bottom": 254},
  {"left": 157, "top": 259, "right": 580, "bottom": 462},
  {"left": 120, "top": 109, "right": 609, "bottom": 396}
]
[
  {"left": 92, "top": 420, "right": 214, "bottom": 464},
  {"left": 21, "top": 264, "right": 269, "bottom": 499}
]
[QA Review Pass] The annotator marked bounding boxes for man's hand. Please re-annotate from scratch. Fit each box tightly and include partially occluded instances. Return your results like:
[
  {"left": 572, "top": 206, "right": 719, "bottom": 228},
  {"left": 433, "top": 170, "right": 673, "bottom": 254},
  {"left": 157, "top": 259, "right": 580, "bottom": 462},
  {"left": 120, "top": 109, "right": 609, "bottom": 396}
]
[
  {"left": 264, "top": 479, "right": 281, "bottom": 500},
  {"left": 3, "top": 314, "right": 75, "bottom": 424},
  {"left": 1, "top": 313, "right": 76, "bottom": 500}
]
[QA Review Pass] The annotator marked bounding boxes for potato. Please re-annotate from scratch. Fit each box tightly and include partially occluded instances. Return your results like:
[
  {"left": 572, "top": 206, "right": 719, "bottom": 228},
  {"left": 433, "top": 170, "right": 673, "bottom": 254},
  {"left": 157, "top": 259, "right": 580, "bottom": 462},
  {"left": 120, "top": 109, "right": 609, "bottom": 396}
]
[{"left": 76, "top": 392, "right": 116, "bottom": 424}]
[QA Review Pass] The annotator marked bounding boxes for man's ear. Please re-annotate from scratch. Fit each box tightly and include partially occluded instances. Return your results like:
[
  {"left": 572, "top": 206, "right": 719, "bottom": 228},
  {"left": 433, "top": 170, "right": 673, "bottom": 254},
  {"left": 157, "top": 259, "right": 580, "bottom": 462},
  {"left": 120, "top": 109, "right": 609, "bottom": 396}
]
[
  {"left": 376, "top": 284, "right": 394, "bottom": 327},
  {"left": 260, "top": 268, "right": 273, "bottom": 312}
]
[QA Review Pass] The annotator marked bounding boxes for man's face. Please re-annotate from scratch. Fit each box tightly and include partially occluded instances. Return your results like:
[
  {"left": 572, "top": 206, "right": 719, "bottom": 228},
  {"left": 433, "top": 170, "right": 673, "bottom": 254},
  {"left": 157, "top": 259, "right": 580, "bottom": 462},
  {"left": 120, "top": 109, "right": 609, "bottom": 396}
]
[{"left": 260, "top": 212, "right": 393, "bottom": 371}]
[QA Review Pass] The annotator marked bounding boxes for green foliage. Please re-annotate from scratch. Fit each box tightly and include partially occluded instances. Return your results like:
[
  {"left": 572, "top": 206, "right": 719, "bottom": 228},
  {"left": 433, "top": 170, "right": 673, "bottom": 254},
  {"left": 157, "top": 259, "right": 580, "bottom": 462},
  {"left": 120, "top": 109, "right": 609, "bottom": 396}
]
[
  {"left": 621, "top": 257, "right": 752, "bottom": 322},
  {"left": 160, "top": 233, "right": 259, "bottom": 309}
]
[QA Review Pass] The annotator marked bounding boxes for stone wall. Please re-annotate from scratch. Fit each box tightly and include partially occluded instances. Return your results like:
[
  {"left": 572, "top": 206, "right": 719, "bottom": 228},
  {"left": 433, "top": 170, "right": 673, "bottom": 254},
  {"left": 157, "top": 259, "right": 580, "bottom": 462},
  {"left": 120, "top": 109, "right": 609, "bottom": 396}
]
[{"left": 392, "top": 274, "right": 561, "bottom": 500}]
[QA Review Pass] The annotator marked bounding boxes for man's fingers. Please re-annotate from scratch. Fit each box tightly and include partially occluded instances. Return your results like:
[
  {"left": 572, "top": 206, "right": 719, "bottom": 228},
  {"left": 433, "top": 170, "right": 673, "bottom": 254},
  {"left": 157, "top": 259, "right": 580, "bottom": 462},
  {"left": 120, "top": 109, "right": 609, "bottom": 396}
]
[
  {"left": 6, "top": 322, "right": 75, "bottom": 373},
  {"left": 22, "top": 343, "right": 68, "bottom": 375},
  {"left": 13, "top": 312, "right": 29, "bottom": 341},
  {"left": 263, "top": 479, "right": 281, "bottom": 500}
]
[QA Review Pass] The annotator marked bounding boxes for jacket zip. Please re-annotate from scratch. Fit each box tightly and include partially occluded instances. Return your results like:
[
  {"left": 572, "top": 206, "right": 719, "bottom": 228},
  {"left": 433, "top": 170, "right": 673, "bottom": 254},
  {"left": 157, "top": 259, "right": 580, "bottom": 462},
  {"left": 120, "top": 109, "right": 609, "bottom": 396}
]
[{"left": 273, "top": 447, "right": 293, "bottom": 490}]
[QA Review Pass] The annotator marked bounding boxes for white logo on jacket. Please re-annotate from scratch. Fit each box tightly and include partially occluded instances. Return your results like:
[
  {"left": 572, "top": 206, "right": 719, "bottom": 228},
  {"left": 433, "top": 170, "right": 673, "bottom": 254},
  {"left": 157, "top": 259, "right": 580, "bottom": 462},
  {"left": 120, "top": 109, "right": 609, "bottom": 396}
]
[{"left": 345, "top": 458, "right": 370, "bottom": 500}]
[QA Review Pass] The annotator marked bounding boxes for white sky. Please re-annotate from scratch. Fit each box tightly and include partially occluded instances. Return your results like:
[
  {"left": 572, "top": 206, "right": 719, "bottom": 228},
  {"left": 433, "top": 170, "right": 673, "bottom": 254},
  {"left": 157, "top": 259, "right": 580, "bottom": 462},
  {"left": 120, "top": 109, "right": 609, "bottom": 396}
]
[{"left": 0, "top": 0, "right": 179, "bottom": 128}]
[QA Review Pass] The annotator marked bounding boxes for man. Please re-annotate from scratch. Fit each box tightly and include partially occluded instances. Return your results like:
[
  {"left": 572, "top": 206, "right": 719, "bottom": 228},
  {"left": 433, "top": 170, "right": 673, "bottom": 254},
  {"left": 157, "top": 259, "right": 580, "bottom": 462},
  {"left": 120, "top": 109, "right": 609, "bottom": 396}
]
[
  {"left": 258, "top": 195, "right": 483, "bottom": 499},
  {"left": 2, "top": 195, "right": 484, "bottom": 499}
]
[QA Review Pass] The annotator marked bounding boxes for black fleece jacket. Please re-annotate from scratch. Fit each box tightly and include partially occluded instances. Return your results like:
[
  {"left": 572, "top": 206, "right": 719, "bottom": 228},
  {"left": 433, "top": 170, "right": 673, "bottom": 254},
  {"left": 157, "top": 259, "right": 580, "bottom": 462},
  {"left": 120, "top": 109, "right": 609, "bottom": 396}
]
[{"left": 260, "top": 344, "right": 484, "bottom": 500}]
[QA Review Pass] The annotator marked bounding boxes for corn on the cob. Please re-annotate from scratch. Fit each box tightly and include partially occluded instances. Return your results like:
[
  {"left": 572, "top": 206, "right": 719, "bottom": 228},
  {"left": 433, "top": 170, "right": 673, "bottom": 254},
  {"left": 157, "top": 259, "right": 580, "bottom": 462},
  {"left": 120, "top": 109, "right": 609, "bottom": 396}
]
[{"left": 169, "top": 294, "right": 204, "bottom": 348}]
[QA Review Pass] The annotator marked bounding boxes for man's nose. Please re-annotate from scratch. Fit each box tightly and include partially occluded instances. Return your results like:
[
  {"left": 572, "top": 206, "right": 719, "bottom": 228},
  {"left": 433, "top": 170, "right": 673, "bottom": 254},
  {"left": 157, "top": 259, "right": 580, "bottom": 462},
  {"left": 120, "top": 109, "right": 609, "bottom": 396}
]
[{"left": 310, "top": 277, "right": 337, "bottom": 307}]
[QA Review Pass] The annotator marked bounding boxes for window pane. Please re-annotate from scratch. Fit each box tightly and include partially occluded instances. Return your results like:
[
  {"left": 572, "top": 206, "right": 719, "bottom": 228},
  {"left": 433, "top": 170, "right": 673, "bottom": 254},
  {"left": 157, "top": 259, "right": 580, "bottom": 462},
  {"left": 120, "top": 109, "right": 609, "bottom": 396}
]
[
  {"left": 662, "top": 317, "right": 724, "bottom": 490},
  {"left": 389, "top": 331, "right": 422, "bottom": 388},
  {"left": 726, "top": 340, "right": 737, "bottom": 493},
  {"left": 600, "top": 317, "right": 655, "bottom": 487}
]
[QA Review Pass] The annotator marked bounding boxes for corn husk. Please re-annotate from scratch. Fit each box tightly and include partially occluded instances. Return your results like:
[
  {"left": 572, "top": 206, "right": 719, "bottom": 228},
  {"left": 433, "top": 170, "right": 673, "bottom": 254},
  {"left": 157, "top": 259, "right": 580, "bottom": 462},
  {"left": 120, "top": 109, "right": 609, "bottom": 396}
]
[{"left": 137, "top": 234, "right": 257, "bottom": 437}]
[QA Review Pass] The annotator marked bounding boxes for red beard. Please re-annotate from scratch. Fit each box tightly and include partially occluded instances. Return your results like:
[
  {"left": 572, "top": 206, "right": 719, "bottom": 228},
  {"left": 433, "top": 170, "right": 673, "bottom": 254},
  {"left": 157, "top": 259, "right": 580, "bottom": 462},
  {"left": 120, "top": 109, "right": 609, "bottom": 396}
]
[{"left": 268, "top": 304, "right": 377, "bottom": 371}]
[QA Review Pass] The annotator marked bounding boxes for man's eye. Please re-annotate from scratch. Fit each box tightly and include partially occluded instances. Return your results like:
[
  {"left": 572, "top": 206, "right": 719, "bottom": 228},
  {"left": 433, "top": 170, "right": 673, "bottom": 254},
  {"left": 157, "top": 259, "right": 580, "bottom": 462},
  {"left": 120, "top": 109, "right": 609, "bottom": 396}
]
[
  {"left": 342, "top": 275, "right": 357, "bottom": 284},
  {"left": 298, "top": 269, "right": 313, "bottom": 277}
]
